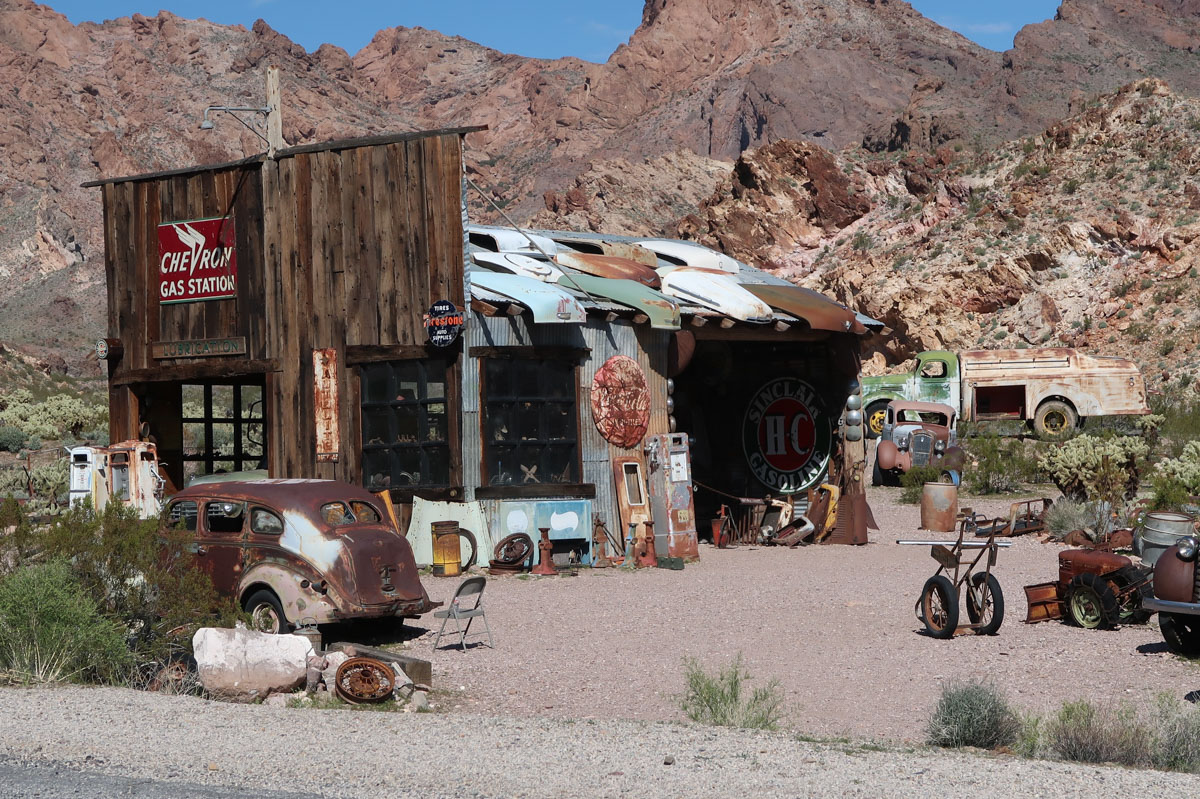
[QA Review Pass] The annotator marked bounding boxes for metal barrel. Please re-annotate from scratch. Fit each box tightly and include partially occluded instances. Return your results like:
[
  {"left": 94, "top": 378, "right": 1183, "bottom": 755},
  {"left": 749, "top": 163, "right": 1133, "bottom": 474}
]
[
  {"left": 431, "top": 520, "right": 462, "bottom": 577},
  {"left": 1138, "top": 511, "right": 1195, "bottom": 566},
  {"left": 920, "top": 482, "right": 958, "bottom": 533}
]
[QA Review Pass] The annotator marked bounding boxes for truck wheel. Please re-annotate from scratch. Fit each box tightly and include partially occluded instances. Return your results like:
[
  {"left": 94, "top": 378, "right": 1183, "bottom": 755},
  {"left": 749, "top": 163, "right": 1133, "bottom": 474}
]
[
  {"left": 245, "top": 589, "right": 289, "bottom": 634},
  {"left": 1160, "top": 613, "right": 1200, "bottom": 657},
  {"left": 1032, "top": 400, "right": 1078, "bottom": 439},
  {"left": 865, "top": 402, "right": 889, "bottom": 439}
]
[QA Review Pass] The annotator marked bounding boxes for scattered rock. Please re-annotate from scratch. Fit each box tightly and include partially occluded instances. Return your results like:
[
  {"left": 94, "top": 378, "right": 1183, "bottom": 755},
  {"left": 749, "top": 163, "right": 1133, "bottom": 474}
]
[{"left": 192, "top": 627, "right": 314, "bottom": 699}]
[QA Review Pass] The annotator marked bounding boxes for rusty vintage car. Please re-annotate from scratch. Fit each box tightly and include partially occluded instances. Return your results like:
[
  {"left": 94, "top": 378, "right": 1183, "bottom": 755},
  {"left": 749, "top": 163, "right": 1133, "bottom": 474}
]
[
  {"left": 1142, "top": 534, "right": 1200, "bottom": 656},
  {"left": 165, "top": 479, "right": 435, "bottom": 632},
  {"left": 872, "top": 400, "right": 965, "bottom": 486}
]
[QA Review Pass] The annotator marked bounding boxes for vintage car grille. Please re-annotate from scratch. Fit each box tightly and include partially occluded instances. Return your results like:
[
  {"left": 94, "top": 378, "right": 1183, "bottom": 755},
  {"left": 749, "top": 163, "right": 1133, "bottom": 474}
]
[{"left": 911, "top": 432, "right": 934, "bottom": 466}]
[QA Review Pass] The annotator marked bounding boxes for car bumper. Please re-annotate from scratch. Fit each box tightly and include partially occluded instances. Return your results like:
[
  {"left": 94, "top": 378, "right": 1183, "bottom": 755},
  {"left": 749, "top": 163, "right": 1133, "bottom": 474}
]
[{"left": 1142, "top": 597, "right": 1200, "bottom": 616}]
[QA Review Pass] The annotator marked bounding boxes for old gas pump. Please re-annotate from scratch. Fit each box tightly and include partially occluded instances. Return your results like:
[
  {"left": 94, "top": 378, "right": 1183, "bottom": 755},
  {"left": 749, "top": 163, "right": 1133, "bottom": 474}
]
[{"left": 644, "top": 433, "right": 700, "bottom": 561}]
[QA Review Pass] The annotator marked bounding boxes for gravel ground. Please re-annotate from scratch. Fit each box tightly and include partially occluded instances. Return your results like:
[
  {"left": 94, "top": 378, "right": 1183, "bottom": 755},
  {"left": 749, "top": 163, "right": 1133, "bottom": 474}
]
[
  {"left": 2, "top": 685, "right": 1199, "bottom": 798},
  {"left": 4, "top": 481, "right": 1200, "bottom": 796},
  {"left": 396, "top": 484, "right": 1200, "bottom": 741}
]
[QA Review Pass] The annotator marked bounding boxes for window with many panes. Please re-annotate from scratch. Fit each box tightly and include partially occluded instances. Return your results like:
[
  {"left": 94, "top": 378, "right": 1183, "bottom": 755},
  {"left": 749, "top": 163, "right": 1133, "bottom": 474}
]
[
  {"left": 481, "top": 358, "right": 579, "bottom": 486},
  {"left": 360, "top": 359, "right": 451, "bottom": 492},
  {"left": 181, "top": 383, "right": 265, "bottom": 483}
]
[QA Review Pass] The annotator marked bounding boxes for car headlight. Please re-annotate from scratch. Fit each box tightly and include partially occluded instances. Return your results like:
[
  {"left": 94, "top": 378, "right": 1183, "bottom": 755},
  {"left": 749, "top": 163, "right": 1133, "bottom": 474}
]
[
  {"left": 895, "top": 434, "right": 909, "bottom": 450},
  {"left": 934, "top": 440, "right": 946, "bottom": 453},
  {"left": 1177, "top": 536, "right": 1199, "bottom": 561}
]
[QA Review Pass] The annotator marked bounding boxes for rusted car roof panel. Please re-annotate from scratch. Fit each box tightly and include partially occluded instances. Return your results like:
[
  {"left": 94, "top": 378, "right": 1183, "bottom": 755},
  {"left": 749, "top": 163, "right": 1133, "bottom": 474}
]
[{"left": 742, "top": 283, "right": 867, "bottom": 334}]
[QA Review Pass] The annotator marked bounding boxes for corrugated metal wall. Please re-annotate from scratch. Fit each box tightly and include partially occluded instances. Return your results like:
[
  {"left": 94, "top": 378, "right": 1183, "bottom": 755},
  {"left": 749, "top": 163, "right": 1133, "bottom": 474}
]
[{"left": 462, "top": 311, "right": 669, "bottom": 542}]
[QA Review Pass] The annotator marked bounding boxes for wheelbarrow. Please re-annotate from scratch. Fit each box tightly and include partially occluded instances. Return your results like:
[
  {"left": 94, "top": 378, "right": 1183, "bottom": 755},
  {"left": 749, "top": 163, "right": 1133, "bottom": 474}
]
[{"left": 898, "top": 517, "right": 1013, "bottom": 639}]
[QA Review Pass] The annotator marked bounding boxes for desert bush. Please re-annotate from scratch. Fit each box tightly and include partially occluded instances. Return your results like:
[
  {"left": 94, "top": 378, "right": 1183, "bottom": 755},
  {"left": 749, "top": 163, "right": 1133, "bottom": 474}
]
[
  {"left": 965, "top": 434, "right": 1035, "bottom": 494},
  {"left": 926, "top": 679, "right": 1020, "bottom": 750},
  {"left": 0, "top": 426, "right": 25, "bottom": 453},
  {"left": 0, "top": 466, "right": 25, "bottom": 498},
  {"left": 0, "top": 560, "right": 130, "bottom": 685},
  {"left": 1150, "top": 694, "right": 1200, "bottom": 773},
  {"left": 1155, "top": 440, "right": 1200, "bottom": 496},
  {"left": 1037, "top": 434, "right": 1148, "bottom": 502},
  {"left": 680, "top": 654, "right": 784, "bottom": 730},
  {"left": 0, "top": 389, "right": 107, "bottom": 441},
  {"left": 38, "top": 502, "right": 241, "bottom": 664},
  {"left": 1045, "top": 699, "right": 1150, "bottom": 766},
  {"left": 899, "top": 465, "right": 943, "bottom": 504},
  {"left": 28, "top": 460, "right": 68, "bottom": 506},
  {"left": 1152, "top": 395, "right": 1200, "bottom": 458},
  {"left": 1044, "top": 498, "right": 1097, "bottom": 539}
]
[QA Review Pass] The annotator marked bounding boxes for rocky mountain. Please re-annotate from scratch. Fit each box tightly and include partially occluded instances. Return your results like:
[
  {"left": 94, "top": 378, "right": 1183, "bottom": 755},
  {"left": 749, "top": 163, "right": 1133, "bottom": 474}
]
[{"left": 1, "top": 0, "right": 1199, "bottom": 377}]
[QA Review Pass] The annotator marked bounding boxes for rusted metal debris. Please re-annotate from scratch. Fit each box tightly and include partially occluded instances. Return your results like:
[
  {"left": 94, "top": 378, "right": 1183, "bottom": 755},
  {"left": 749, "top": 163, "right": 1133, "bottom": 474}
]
[
  {"left": 636, "top": 520, "right": 658, "bottom": 568},
  {"left": 334, "top": 656, "right": 396, "bottom": 704},
  {"left": 488, "top": 533, "right": 533, "bottom": 574},
  {"left": 969, "top": 498, "right": 1053, "bottom": 538},
  {"left": 531, "top": 528, "right": 557, "bottom": 576}
]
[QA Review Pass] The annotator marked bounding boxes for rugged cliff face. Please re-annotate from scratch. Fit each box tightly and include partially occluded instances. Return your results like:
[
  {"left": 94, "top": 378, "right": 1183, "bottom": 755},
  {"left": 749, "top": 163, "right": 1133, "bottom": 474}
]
[{"left": 1, "top": 0, "right": 1199, "bottom": 376}]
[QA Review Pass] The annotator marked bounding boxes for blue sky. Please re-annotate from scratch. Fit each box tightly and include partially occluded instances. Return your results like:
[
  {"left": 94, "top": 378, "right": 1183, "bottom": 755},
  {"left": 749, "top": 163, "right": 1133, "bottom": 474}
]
[{"left": 46, "top": 1, "right": 1063, "bottom": 61}]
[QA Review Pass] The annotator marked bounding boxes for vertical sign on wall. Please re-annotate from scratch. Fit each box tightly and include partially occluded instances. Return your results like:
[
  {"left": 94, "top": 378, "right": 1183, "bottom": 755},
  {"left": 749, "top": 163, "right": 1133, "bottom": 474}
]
[{"left": 314, "top": 349, "right": 340, "bottom": 463}]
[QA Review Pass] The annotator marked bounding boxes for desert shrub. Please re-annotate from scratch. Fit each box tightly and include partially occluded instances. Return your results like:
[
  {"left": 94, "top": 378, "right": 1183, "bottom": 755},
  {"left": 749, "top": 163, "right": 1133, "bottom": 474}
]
[
  {"left": 1150, "top": 694, "right": 1200, "bottom": 773},
  {"left": 1045, "top": 699, "right": 1150, "bottom": 766},
  {"left": 926, "top": 679, "right": 1019, "bottom": 750},
  {"left": 1156, "top": 440, "right": 1200, "bottom": 495},
  {"left": 0, "top": 426, "right": 25, "bottom": 453},
  {"left": 680, "top": 654, "right": 784, "bottom": 730},
  {"left": 39, "top": 502, "right": 241, "bottom": 665},
  {"left": 1153, "top": 395, "right": 1200, "bottom": 458},
  {"left": 0, "top": 466, "right": 25, "bottom": 498},
  {"left": 28, "top": 460, "right": 68, "bottom": 506},
  {"left": 965, "top": 434, "right": 1032, "bottom": 494},
  {"left": 1037, "top": 435, "right": 1148, "bottom": 502},
  {"left": 0, "top": 389, "right": 107, "bottom": 441},
  {"left": 0, "top": 560, "right": 130, "bottom": 684},
  {"left": 899, "top": 465, "right": 943, "bottom": 504},
  {"left": 1043, "top": 498, "right": 1096, "bottom": 539}
]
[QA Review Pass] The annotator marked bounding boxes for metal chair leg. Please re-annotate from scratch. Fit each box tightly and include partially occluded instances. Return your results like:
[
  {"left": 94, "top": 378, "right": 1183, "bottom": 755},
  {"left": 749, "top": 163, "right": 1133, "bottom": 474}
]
[
  {"left": 433, "top": 613, "right": 450, "bottom": 649},
  {"left": 481, "top": 612, "right": 494, "bottom": 648}
]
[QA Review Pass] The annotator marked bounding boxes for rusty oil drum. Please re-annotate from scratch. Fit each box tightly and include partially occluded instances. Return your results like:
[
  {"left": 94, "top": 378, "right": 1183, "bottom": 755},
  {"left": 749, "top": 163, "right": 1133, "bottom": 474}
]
[
  {"left": 920, "top": 482, "right": 958, "bottom": 533},
  {"left": 431, "top": 520, "right": 462, "bottom": 577}
]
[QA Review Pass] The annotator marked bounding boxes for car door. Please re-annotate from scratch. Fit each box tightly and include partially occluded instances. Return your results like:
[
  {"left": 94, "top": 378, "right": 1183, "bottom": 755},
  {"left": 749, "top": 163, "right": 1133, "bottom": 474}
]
[{"left": 195, "top": 498, "right": 248, "bottom": 597}]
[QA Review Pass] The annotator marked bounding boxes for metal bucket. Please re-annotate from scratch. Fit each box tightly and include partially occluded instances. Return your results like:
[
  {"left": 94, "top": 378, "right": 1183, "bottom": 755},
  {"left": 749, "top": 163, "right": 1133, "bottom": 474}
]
[
  {"left": 1138, "top": 511, "right": 1195, "bottom": 566},
  {"left": 431, "top": 520, "right": 462, "bottom": 577},
  {"left": 920, "top": 482, "right": 958, "bottom": 533}
]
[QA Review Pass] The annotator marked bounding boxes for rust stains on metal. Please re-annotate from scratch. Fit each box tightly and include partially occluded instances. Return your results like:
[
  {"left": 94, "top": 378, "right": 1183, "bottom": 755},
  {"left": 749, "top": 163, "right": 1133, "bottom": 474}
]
[
  {"left": 554, "top": 251, "right": 662, "bottom": 289},
  {"left": 591, "top": 355, "right": 651, "bottom": 449},
  {"left": 741, "top": 283, "right": 866, "bottom": 334},
  {"left": 313, "top": 348, "right": 340, "bottom": 463},
  {"left": 334, "top": 656, "right": 396, "bottom": 704}
]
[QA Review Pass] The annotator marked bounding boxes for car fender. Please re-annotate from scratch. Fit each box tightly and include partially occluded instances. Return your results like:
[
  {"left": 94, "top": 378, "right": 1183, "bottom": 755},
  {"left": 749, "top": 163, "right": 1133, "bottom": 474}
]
[
  {"left": 239, "top": 562, "right": 342, "bottom": 624},
  {"left": 877, "top": 440, "right": 900, "bottom": 471}
]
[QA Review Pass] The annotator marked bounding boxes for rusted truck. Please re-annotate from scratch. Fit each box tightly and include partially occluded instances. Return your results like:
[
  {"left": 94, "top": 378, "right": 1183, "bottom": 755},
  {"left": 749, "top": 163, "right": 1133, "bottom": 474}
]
[
  {"left": 861, "top": 348, "right": 1149, "bottom": 439},
  {"left": 1142, "top": 535, "right": 1200, "bottom": 656}
]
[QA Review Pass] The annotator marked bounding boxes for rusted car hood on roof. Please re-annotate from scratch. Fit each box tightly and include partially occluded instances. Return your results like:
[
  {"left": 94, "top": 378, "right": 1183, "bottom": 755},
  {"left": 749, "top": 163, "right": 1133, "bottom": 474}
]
[
  {"left": 554, "top": 252, "right": 661, "bottom": 288},
  {"left": 742, "top": 283, "right": 866, "bottom": 334}
]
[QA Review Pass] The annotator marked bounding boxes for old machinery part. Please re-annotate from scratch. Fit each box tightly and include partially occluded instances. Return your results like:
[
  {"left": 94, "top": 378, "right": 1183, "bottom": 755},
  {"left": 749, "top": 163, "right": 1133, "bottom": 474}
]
[
  {"left": 334, "top": 656, "right": 396, "bottom": 704},
  {"left": 488, "top": 533, "right": 534, "bottom": 574},
  {"left": 1067, "top": 572, "right": 1120, "bottom": 629},
  {"left": 636, "top": 520, "right": 658, "bottom": 568},
  {"left": 920, "top": 575, "right": 958, "bottom": 639},
  {"left": 964, "top": 573, "right": 1004, "bottom": 635},
  {"left": 1113, "top": 565, "right": 1153, "bottom": 625},
  {"left": 531, "top": 528, "right": 557, "bottom": 576}
]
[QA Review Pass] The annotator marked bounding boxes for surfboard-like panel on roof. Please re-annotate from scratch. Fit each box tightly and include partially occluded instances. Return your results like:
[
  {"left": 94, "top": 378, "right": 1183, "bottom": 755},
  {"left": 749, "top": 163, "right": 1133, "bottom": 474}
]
[
  {"left": 469, "top": 271, "right": 586, "bottom": 324},
  {"left": 659, "top": 269, "right": 773, "bottom": 322},
  {"left": 553, "top": 252, "right": 661, "bottom": 289},
  {"left": 472, "top": 251, "right": 563, "bottom": 282},
  {"left": 558, "top": 273, "right": 681, "bottom": 330},
  {"left": 636, "top": 239, "right": 741, "bottom": 274},
  {"left": 741, "top": 283, "right": 866, "bottom": 334}
]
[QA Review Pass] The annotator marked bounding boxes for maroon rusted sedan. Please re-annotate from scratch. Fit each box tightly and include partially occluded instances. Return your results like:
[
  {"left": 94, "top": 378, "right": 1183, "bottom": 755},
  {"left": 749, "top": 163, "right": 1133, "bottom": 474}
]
[{"left": 165, "top": 479, "right": 435, "bottom": 633}]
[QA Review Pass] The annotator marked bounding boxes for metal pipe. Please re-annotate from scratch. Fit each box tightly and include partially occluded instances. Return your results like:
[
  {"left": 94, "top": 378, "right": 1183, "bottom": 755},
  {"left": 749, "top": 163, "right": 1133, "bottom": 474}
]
[{"left": 895, "top": 539, "right": 1014, "bottom": 547}]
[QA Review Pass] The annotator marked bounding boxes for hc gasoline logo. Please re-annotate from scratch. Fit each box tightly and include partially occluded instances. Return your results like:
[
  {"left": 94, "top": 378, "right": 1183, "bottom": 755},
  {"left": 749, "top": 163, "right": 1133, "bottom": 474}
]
[{"left": 742, "top": 378, "right": 831, "bottom": 494}]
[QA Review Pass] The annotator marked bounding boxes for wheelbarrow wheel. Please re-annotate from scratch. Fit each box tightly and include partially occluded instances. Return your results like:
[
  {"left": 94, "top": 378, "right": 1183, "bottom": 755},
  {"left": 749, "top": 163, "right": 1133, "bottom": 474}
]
[
  {"left": 921, "top": 575, "right": 959, "bottom": 639},
  {"left": 1067, "top": 572, "right": 1120, "bottom": 629},
  {"left": 965, "top": 572, "right": 1004, "bottom": 635}
]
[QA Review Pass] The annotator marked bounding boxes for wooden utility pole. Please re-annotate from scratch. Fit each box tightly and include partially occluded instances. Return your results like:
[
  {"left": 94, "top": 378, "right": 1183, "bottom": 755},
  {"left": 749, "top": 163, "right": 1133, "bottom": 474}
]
[{"left": 266, "top": 65, "right": 283, "bottom": 158}]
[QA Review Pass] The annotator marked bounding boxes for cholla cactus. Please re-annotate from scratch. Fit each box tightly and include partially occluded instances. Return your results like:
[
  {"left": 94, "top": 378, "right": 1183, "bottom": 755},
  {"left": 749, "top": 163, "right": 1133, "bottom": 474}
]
[
  {"left": 1038, "top": 435, "right": 1149, "bottom": 501},
  {"left": 1156, "top": 441, "right": 1200, "bottom": 494}
]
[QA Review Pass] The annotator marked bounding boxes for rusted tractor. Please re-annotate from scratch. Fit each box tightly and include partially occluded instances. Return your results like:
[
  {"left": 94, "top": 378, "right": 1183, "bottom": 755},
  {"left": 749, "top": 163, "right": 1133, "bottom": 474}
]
[
  {"left": 1142, "top": 534, "right": 1200, "bottom": 656},
  {"left": 1024, "top": 549, "right": 1152, "bottom": 629}
]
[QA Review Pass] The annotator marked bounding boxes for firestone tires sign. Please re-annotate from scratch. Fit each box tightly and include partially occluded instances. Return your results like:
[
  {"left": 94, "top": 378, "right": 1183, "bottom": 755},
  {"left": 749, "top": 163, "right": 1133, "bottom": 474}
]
[
  {"left": 742, "top": 378, "right": 831, "bottom": 494},
  {"left": 158, "top": 217, "right": 237, "bottom": 304}
]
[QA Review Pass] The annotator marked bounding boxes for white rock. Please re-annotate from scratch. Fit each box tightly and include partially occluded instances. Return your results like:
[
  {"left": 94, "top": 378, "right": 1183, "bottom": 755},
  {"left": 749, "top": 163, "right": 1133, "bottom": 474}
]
[
  {"left": 321, "top": 650, "right": 350, "bottom": 691},
  {"left": 193, "top": 627, "right": 314, "bottom": 699}
]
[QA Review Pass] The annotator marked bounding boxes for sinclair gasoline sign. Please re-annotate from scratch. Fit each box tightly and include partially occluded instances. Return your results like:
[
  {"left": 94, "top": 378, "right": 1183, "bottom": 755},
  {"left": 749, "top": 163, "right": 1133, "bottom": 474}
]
[
  {"left": 742, "top": 378, "right": 831, "bottom": 494},
  {"left": 157, "top": 217, "right": 238, "bottom": 304}
]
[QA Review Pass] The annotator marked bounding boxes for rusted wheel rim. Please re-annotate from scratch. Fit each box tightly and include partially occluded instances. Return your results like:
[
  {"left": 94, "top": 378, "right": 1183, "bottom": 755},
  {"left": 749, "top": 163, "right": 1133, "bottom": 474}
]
[
  {"left": 868, "top": 409, "right": 887, "bottom": 436},
  {"left": 924, "top": 587, "right": 951, "bottom": 632},
  {"left": 969, "top": 584, "right": 994, "bottom": 626},
  {"left": 250, "top": 604, "right": 283, "bottom": 634},
  {"left": 1070, "top": 587, "right": 1103, "bottom": 628},
  {"left": 334, "top": 657, "right": 395, "bottom": 704},
  {"left": 1043, "top": 410, "right": 1069, "bottom": 433}
]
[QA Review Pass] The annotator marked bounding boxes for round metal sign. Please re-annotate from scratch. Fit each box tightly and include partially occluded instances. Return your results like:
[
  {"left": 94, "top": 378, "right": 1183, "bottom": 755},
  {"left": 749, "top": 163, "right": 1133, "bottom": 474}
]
[
  {"left": 742, "top": 378, "right": 831, "bottom": 494},
  {"left": 423, "top": 300, "right": 464, "bottom": 347},
  {"left": 591, "top": 355, "right": 651, "bottom": 449},
  {"left": 95, "top": 338, "right": 110, "bottom": 360}
]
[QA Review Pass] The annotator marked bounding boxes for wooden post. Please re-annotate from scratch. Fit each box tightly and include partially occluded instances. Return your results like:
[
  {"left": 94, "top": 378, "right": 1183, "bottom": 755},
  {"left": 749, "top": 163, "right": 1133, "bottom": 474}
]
[{"left": 266, "top": 65, "right": 283, "bottom": 159}]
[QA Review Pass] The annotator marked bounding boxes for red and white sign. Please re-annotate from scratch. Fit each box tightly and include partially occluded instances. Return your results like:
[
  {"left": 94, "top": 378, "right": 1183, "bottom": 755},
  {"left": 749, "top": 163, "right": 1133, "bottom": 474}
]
[{"left": 157, "top": 217, "right": 238, "bottom": 304}]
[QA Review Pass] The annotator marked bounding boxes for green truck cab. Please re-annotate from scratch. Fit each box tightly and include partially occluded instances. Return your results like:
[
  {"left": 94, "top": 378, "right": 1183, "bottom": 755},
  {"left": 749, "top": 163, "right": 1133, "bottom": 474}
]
[{"left": 861, "top": 348, "right": 1149, "bottom": 439}]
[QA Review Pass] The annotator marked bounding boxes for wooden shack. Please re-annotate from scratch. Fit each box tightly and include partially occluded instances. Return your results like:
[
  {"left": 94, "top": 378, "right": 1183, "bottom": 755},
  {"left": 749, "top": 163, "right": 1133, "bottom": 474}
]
[{"left": 90, "top": 126, "right": 876, "bottom": 558}]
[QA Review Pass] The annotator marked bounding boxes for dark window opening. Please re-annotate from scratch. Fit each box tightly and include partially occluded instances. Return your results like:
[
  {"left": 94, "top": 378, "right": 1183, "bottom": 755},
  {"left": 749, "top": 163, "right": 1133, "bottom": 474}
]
[
  {"left": 205, "top": 501, "right": 245, "bottom": 535},
  {"left": 181, "top": 383, "right": 265, "bottom": 483},
  {"left": 360, "top": 359, "right": 451, "bottom": 492},
  {"left": 168, "top": 500, "right": 198, "bottom": 531},
  {"left": 482, "top": 358, "right": 579, "bottom": 487}
]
